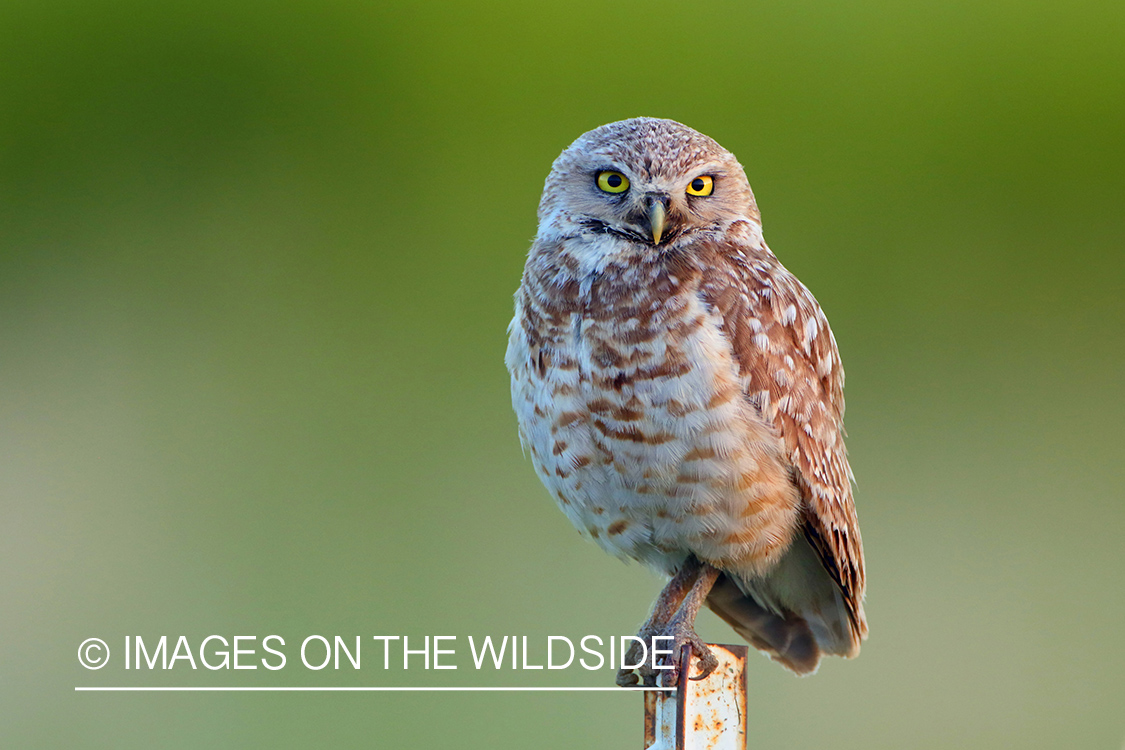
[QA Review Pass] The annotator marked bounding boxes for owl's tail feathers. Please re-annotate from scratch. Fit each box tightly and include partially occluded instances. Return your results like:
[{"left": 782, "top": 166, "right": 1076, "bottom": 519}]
[{"left": 705, "top": 574, "right": 822, "bottom": 675}]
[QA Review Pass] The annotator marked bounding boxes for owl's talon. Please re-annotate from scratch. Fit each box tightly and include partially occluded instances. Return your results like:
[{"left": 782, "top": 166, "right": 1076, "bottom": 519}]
[
  {"left": 615, "top": 669, "right": 640, "bottom": 687},
  {"left": 659, "top": 622, "right": 717, "bottom": 687},
  {"left": 688, "top": 646, "right": 719, "bottom": 681},
  {"left": 616, "top": 630, "right": 661, "bottom": 688}
]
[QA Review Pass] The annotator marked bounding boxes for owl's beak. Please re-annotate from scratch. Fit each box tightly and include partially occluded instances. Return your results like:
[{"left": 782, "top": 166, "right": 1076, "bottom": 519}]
[{"left": 647, "top": 197, "right": 668, "bottom": 245}]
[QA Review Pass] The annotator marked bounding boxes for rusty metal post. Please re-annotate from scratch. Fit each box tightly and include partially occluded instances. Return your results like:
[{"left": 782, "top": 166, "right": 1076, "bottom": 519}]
[{"left": 643, "top": 643, "right": 748, "bottom": 750}]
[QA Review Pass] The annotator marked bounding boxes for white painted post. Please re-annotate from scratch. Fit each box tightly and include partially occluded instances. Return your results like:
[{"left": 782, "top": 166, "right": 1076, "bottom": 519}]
[{"left": 643, "top": 643, "right": 748, "bottom": 750}]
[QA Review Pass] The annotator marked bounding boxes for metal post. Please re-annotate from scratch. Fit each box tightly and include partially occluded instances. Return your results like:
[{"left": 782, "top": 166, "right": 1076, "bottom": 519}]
[{"left": 643, "top": 643, "right": 748, "bottom": 750}]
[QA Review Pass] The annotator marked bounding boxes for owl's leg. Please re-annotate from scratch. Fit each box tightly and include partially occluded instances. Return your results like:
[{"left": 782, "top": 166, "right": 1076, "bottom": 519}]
[
  {"left": 661, "top": 562, "right": 721, "bottom": 685},
  {"left": 616, "top": 556, "right": 717, "bottom": 687}
]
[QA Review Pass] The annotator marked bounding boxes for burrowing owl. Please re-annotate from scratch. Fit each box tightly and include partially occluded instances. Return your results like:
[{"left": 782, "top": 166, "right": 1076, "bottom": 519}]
[{"left": 506, "top": 118, "right": 866, "bottom": 685}]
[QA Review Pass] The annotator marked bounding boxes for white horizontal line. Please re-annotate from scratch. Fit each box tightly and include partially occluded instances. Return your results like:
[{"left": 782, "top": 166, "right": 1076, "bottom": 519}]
[{"left": 75, "top": 686, "right": 674, "bottom": 692}]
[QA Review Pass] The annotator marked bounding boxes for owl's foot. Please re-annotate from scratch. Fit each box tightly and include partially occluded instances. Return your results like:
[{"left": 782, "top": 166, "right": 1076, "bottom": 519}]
[
  {"left": 615, "top": 626, "right": 661, "bottom": 687},
  {"left": 614, "top": 613, "right": 721, "bottom": 687},
  {"left": 615, "top": 556, "right": 721, "bottom": 688},
  {"left": 661, "top": 616, "right": 719, "bottom": 687}
]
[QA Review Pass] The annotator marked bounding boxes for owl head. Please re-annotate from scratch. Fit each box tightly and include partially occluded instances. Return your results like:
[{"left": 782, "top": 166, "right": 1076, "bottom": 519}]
[{"left": 535, "top": 118, "right": 761, "bottom": 253}]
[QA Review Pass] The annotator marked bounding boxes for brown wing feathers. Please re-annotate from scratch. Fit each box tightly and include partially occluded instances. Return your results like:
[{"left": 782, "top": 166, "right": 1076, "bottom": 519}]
[{"left": 698, "top": 242, "right": 867, "bottom": 645}]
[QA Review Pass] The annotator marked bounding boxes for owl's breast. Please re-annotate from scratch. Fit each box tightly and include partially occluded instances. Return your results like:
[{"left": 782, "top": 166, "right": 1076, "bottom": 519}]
[{"left": 507, "top": 258, "right": 801, "bottom": 577}]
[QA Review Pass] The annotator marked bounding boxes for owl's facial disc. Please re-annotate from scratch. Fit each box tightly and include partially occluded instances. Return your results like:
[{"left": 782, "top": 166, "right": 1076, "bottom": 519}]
[{"left": 537, "top": 118, "right": 763, "bottom": 251}]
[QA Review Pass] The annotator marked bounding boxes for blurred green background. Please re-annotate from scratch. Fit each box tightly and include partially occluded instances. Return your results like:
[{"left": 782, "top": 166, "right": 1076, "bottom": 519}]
[{"left": 2, "top": 0, "right": 1123, "bottom": 747}]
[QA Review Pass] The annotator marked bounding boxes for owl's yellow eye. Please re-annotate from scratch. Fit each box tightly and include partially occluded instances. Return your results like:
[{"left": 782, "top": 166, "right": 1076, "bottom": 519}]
[
  {"left": 686, "top": 175, "right": 714, "bottom": 196},
  {"left": 596, "top": 171, "right": 630, "bottom": 194}
]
